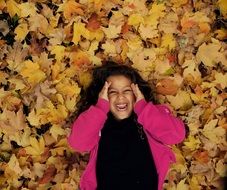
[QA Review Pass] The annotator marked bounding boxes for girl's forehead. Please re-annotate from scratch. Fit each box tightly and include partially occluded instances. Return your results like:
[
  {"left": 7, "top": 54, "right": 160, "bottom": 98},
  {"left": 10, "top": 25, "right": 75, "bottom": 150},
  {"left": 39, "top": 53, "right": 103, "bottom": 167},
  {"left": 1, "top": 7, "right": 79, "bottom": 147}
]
[
  {"left": 107, "top": 75, "right": 132, "bottom": 87},
  {"left": 107, "top": 75, "right": 132, "bottom": 83}
]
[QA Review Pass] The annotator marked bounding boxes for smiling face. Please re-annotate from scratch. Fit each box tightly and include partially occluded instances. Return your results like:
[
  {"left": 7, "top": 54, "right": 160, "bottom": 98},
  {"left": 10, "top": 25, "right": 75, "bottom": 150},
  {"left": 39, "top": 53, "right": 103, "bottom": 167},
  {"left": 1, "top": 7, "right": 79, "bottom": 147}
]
[{"left": 107, "top": 75, "right": 135, "bottom": 120}]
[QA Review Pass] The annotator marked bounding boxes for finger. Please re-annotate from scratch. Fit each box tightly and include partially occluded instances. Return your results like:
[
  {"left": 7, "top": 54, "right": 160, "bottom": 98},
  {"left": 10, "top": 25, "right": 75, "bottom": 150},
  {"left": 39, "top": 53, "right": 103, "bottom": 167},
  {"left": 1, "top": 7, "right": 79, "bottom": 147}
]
[{"left": 131, "top": 83, "right": 136, "bottom": 92}]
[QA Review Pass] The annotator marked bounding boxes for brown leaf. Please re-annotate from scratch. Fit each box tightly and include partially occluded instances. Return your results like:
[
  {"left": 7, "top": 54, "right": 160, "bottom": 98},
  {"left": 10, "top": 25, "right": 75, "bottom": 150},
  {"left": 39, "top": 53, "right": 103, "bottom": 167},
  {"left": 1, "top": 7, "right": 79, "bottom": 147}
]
[{"left": 38, "top": 164, "right": 56, "bottom": 184}]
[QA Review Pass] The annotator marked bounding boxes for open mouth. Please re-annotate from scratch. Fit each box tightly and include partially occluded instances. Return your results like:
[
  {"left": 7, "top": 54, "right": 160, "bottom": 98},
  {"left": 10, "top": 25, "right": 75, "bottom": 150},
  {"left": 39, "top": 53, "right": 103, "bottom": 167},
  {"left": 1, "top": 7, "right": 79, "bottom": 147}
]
[{"left": 116, "top": 103, "right": 127, "bottom": 111}]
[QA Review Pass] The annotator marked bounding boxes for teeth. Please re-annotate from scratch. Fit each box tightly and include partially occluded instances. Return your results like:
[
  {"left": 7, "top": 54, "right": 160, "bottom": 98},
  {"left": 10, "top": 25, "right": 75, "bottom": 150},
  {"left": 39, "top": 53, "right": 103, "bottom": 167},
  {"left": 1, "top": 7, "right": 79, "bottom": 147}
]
[{"left": 116, "top": 104, "right": 127, "bottom": 111}]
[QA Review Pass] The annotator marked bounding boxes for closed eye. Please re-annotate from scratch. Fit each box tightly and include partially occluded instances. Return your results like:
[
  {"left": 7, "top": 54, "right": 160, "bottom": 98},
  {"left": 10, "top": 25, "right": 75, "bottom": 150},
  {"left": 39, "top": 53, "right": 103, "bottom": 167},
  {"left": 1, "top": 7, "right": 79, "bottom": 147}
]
[{"left": 108, "top": 90, "right": 117, "bottom": 94}]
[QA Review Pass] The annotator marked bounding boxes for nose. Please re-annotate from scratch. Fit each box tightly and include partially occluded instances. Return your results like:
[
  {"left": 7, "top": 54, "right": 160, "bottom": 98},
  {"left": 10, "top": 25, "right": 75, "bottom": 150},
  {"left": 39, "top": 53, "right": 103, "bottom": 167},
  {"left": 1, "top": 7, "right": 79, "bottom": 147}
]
[{"left": 116, "top": 93, "right": 125, "bottom": 100}]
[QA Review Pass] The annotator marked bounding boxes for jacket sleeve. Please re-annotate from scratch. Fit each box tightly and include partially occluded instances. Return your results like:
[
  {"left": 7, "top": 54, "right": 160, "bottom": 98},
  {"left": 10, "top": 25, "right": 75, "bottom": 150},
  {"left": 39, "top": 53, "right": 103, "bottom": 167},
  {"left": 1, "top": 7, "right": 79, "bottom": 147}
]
[
  {"left": 68, "top": 98, "right": 109, "bottom": 152},
  {"left": 134, "top": 99, "right": 185, "bottom": 145}
]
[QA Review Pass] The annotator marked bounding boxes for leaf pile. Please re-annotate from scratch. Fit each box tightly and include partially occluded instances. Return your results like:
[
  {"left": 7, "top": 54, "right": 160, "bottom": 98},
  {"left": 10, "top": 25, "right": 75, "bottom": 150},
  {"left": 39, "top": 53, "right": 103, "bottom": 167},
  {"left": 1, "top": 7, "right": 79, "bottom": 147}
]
[{"left": 0, "top": 0, "right": 226, "bottom": 189}]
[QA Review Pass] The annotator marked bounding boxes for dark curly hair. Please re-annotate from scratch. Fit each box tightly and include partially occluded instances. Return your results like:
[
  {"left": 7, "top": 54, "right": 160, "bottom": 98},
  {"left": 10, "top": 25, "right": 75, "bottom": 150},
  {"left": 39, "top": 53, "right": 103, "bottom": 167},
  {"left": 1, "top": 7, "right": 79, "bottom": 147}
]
[{"left": 76, "top": 61, "right": 157, "bottom": 116}]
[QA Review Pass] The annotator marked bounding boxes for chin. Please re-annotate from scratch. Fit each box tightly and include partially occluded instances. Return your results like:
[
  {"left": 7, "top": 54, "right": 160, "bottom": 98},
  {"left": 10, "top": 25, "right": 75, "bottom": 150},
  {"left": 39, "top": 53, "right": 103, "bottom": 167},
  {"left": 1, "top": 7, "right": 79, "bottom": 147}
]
[{"left": 113, "top": 112, "right": 132, "bottom": 120}]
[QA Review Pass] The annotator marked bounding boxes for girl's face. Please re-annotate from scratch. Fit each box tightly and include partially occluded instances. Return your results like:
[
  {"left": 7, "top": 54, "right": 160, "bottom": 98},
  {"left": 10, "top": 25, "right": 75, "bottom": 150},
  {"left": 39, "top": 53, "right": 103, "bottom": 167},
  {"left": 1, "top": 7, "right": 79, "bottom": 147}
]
[{"left": 107, "top": 75, "right": 135, "bottom": 120}]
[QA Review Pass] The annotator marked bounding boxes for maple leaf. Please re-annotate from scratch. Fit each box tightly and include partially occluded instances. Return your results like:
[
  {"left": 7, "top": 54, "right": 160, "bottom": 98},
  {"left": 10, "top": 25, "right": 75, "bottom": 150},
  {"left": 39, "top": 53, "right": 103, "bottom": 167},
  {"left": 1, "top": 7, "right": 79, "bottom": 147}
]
[
  {"left": 5, "top": 154, "right": 22, "bottom": 185},
  {"left": 38, "top": 164, "right": 56, "bottom": 184},
  {"left": 182, "top": 59, "right": 201, "bottom": 83},
  {"left": 6, "top": 0, "right": 21, "bottom": 17},
  {"left": 196, "top": 39, "right": 227, "bottom": 67},
  {"left": 156, "top": 78, "right": 179, "bottom": 95},
  {"left": 62, "top": 0, "right": 84, "bottom": 20},
  {"left": 102, "top": 40, "right": 117, "bottom": 55},
  {"left": 183, "top": 135, "right": 201, "bottom": 151},
  {"left": 139, "top": 24, "right": 159, "bottom": 39},
  {"left": 158, "top": 12, "right": 179, "bottom": 34},
  {"left": 0, "top": 108, "right": 27, "bottom": 135},
  {"left": 166, "top": 90, "right": 192, "bottom": 110},
  {"left": 176, "top": 179, "right": 189, "bottom": 190},
  {"left": 14, "top": 22, "right": 29, "bottom": 42},
  {"left": 213, "top": 72, "right": 227, "bottom": 89},
  {"left": 102, "top": 25, "right": 122, "bottom": 39},
  {"left": 19, "top": 2, "right": 37, "bottom": 17},
  {"left": 161, "top": 33, "right": 176, "bottom": 51},
  {"left": 129, "top": 48, "right": 156, "bottom": 72},
  {"left": 28, "top": 13, "right": 49, "bottom": 34},
  {"left": 19, "top": 60, "right": 46, "bottom": 86},
  {"left": 6, "top": 42, "right": 29, "bottom": 72},
  {"left": 50, "top": 45, "right": 65, "bottom": 62},
  {"left": 86, "top": 13, "right": 101, "bottom": 31},
  {"left": 24, "top": 136, "right": 45, "bottom": 156},
  {"left": 128, "top": 13, "right": 144, "bottom": 26},
  {"left": 218, "top": 0, "right": 227, "bottom": 18},
  {"left": 202, "top": 119, "right": 226, "bottom": 144},
  {"left": 50, "top": 124, "right": 66, "bottom": 141}
]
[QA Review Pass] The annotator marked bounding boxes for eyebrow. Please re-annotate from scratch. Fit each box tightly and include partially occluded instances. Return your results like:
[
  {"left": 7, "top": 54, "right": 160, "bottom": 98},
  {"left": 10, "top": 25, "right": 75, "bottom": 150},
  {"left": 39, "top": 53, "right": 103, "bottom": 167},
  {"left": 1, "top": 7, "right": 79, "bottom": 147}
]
[{"left": 108, "top": 86, "right": 132, "bottom": 90}]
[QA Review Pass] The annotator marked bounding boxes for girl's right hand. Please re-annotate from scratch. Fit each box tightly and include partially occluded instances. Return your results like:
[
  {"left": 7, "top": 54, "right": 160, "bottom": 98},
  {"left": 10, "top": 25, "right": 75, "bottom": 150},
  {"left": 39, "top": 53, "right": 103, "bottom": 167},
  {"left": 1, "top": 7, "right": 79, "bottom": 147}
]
[{"left": 98, "top": 81, "right": 112, "bottom": 101}]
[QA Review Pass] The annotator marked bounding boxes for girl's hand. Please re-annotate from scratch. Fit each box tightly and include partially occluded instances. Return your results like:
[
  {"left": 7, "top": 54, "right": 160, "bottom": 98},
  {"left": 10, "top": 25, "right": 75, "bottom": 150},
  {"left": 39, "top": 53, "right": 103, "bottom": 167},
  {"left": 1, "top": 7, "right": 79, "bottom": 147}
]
[
  {"left": 98, "top": 81, "right": 112, "bottom": 101},
  {"left": 131, "top": 83, "right": 145, "bottom": 103}
]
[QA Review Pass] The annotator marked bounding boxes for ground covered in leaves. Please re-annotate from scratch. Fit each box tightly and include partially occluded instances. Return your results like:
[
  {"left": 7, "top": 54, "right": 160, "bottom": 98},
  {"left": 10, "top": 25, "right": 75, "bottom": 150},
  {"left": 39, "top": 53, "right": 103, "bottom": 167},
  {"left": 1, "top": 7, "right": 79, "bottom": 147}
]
[{"left": 0, "top": 0, "right": 226, "bottom": 189}]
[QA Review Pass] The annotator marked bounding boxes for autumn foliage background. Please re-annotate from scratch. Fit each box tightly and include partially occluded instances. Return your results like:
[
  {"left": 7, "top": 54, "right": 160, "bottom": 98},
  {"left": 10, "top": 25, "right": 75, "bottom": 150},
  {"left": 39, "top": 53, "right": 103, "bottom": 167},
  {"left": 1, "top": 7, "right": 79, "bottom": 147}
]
[{"left": 0, "top": 0, "right": 226, "bottom": 189}]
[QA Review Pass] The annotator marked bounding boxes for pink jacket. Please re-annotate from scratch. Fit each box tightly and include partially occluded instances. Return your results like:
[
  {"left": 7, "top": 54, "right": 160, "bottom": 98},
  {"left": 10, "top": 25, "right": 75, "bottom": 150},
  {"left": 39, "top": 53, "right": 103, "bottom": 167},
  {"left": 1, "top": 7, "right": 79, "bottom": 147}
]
[{"left": 68, "top": 98, "right": 185, "bottom": 190}]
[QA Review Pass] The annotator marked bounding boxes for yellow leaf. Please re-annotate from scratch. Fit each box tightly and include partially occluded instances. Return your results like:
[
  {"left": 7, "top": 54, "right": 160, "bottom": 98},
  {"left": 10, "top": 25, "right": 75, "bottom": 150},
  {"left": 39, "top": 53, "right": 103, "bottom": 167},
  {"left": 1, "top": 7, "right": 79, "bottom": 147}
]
[
  {"left": 154, "top": 59, "right": 172, "bottom": 75},
  {"left": 128, "top": 13, "right": 144, "bottom": 26},
  {"left": 19, "top": 2, "right": 37, "bottom": 17},
  {"left": 63, "top": 0, "right": 84, "bottom": 20},
  {"left": 6, "top": 0, "right": 21, "bottom": 17},
  {"left": 176, "top": 179, "right": 189, "bottom": 190},
  {"left": 145, "top": 3, "right": 166, "bottom": 27},
  {"left": 65, "top": 96, "right": 77, "bottom": 112},
  {"left": 7, "top": 154, "right": 22, "bottom": 175},
  {"left": 184, "top": 135, "right": 201, "bottom": 151},
  {"left": 127, "top": 36, "right": 143, "bottom": 50},
  {"left": 167, "top": 91, "right": 192, "bottom": 110},
  {"left": 139, "top": 24, "right": 159, "bottom": 39},
  {"left": 189, "top": 176, "right": 202, "bottom": 190},
  {"left": 51, "top": 45, "right": 66, "bottom": 62},
  {"left": 196, "top": 38, "right": 227, "bottom": 67},
  {"left": 203, "top": 119, "right": 225, "bottom": 144},
  {"left": 182, "top": 59, "right": 201, "bottom": 80},
  {"left": 215, "top": 159, "right": 226, "bottom": 177},
  {"left": 20, "top": 60, "right": 46, "bottom": 86},
  {"left": 72, "top": 22, "right": 88, "bottom": 45},
  {"left": 27, "top": 109, "right": 40, "bottom": 127},
  {"left": 214, "top": 72, "right": 227, "bottom": 89},
  {"left": 25, "top": 136, "right": 45, "bottom": 156},
  {"left": 50, "top": 124, "right": 66, "bottom": 141},
  {"left": 161, "top": 33, "right": 176, "bottom": 50},
  {"left": 218, "top": 0, "right": 227, "bottom": 18},
  {"left": 14, "top": 22, "right": 29, "bottom": 42},
  {"left": 78, "top": 71, "right": 92, "bottom": 89},
  {"left": 8, "top": 78, "right": 26, "bottom": 90},
  {"left": 55, "top": 78, "right": 81, "bottom": 97},
  {"left": 171, "top": 0, "right": 188, "bottom": 7},
  {"left": 0, "top": 1, "right": 6, "bottom": 10},
  {"left": 102, "top": 25, "right": 122, "bottom": 39},
  {"left": 102, "top": 40, "right": 117, "bottom": 55}
]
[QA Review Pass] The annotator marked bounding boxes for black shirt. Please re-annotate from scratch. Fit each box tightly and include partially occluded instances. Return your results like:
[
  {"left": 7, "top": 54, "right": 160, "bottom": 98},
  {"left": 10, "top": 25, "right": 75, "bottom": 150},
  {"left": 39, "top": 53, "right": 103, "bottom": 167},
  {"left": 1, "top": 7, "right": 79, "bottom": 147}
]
[{"left": 96, "top": 112, "right": 158, "bottom": 190}]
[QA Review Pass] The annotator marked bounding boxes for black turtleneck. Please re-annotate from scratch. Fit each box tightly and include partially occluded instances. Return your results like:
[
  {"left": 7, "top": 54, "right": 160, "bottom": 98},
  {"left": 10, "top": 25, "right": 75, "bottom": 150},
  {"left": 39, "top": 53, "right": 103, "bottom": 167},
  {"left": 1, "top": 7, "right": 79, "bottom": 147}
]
[{"left": 96, "top": 112, "right": 158, "bottom": 190}]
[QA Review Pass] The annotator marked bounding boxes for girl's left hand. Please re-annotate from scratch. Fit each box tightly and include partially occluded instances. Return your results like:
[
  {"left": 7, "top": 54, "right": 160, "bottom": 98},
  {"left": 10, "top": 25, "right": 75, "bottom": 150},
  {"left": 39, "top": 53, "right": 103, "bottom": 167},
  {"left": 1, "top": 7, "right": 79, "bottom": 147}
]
[{"left": 131, "top": 83, "right": 145, "bottom": 103}]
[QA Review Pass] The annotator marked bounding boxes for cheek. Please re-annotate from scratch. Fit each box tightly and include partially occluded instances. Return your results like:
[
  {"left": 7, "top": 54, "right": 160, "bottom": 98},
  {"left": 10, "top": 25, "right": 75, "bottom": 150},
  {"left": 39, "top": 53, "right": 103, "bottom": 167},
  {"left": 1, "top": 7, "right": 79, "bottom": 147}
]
[{"left": 126, "top": 94, "right": 135, "bottom": 105}]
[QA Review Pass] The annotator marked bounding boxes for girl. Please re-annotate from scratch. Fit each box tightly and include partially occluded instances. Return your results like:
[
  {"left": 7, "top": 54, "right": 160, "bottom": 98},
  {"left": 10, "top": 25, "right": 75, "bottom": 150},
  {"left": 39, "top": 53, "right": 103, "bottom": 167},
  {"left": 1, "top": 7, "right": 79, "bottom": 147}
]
[{"left": 68, "top": 61, "right": 185, "bottom": 190}]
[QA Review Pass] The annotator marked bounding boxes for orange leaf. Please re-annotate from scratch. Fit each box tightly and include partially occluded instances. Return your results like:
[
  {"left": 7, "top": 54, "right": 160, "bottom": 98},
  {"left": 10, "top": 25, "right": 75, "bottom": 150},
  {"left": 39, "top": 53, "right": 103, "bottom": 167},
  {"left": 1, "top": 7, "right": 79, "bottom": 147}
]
[
  {"left": 193, "top": 150, "right": 209, "bottom": 163},
  {"left": 63, "top": 0, "right": 84, "bottom": 20},
  {"left": 156, "top": 78, "right": 179, "bottom": 95},
  {"left": 121, "top": 22, "right": 130, "bottom": 34},
  {"left": 86, "top": 13, "right": 101, "bottom": 31}
]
